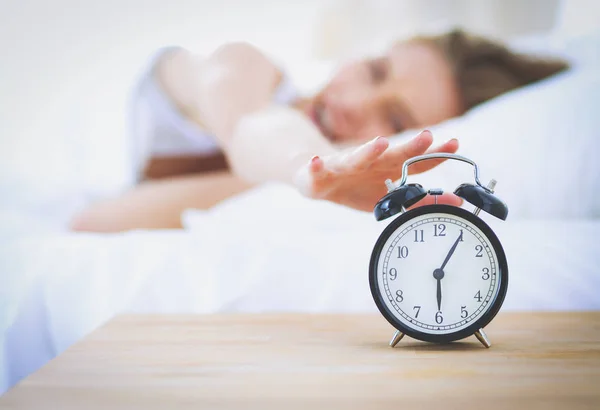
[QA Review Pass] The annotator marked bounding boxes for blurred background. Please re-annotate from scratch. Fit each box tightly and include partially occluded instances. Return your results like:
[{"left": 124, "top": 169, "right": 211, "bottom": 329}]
[
  {"left": 1, "top": 0, "right": 598, "bottom": 206},
  {"left": 1, "top": 0, "right": 599, "bottom": 396}
]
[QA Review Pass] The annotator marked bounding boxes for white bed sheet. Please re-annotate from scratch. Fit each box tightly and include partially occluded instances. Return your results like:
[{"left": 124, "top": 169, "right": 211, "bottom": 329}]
[{"left": 2, "top": 184, "right": 599, "bottom": 393}]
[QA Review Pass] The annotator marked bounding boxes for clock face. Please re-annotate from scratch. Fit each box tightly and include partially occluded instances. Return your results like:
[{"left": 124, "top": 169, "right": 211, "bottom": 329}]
[{"left": 369, "top": 205, "right": 508, "bottom": 343}]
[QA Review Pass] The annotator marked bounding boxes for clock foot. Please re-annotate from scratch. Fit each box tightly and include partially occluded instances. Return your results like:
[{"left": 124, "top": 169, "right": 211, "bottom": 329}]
[
  {"left": 389, "top": 330, "right": 405, "bottom": 347},
  {"left": 474, "top": 328, "right": 491, "bottom": 348}
]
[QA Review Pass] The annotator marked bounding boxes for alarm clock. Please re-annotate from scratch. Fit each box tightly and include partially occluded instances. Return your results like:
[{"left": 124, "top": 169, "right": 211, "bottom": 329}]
[{"left": 369, "top": 153, "right": 508, "bottom": 348}]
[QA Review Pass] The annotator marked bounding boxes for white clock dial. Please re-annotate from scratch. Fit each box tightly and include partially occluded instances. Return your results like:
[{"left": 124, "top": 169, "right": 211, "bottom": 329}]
[{"left": 375, "top": 212, "right": 501, "bottom": 335}]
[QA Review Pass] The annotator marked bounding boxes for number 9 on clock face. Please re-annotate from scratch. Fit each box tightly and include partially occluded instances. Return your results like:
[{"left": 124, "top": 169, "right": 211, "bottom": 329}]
[{"left": 369, "top": 205, "right": 508, "bottom": 343}]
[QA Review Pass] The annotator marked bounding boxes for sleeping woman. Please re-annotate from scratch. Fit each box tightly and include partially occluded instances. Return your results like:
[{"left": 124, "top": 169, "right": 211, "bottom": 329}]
[{"left": 70, "top": 29, "right": 567, "bottom": 232}]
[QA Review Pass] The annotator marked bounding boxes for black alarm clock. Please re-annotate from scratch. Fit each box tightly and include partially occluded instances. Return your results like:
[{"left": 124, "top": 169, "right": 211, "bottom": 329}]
[{"left": 369, "top": 153, "right": 508, "bottom": 348}]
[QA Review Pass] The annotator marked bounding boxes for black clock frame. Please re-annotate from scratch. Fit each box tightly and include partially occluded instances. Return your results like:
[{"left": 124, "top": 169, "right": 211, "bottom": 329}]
[{"left": 369, "top": 204, "right": 508, "bottom": 344}]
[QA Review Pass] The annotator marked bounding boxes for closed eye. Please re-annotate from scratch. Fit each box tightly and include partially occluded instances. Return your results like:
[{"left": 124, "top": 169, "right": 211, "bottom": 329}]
[
  {"left": 388, "top": 99, "right": 417, "bottom": 133},
  {"left": 368, "top": 58, "right": 388, "bottom": 84},
  {"left": 389, "top": 113, "right": 405, "bottom": 134}
]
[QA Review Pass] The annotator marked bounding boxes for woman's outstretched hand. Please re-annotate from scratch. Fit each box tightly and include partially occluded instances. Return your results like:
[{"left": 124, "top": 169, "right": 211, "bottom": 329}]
[{"left": 293, "top": 130, "right": 462, "bottom": 212}]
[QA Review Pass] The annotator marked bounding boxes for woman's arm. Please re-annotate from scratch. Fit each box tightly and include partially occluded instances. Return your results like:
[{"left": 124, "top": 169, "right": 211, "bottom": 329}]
[
  {"left": 190, "top": 42, "right": 336, "bottom": 182},
  {"left": 70, "top": 171, "right": 252, "bottom": 232}
]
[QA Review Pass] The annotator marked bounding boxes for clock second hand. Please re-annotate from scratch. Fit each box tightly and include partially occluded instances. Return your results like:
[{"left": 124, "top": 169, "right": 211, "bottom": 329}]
[{"left": 433, "top": 230, "right": 463, "bottom": 312}]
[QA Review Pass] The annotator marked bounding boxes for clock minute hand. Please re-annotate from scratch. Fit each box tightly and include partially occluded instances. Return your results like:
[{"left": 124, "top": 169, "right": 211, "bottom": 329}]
[
  {"left": 440, "top": 231, "right": 463, "bottom": 270},
  {"left": 436, "top": 278, "right": 442, "bottom": 311}
]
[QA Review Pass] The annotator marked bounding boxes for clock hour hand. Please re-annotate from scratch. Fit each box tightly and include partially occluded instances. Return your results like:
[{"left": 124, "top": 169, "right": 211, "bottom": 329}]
[{"left": 440, "top": 230, "right": 463, "bottom": 270}]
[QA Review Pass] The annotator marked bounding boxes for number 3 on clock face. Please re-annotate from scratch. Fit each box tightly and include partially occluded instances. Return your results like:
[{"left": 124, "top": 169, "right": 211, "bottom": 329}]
[{"left": 369, "top": 205, "right": 508, "bottom": 344}]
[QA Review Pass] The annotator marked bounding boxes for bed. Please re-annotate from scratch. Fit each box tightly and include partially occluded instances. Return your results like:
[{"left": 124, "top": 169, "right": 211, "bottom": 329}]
[{"left": 1, "top": 31, "right": 600, "bottom": 394}]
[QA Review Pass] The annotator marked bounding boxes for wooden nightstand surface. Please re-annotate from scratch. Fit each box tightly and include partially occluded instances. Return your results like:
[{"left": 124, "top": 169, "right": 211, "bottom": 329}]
[{"left": 1, "top": 312, "right": 599, "bottom": 409}]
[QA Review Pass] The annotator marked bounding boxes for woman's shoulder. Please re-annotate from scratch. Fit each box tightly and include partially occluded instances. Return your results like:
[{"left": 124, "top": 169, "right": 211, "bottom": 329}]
[
  {"left": 208, "top": 42, "right": 297, "bottom": 105},
  {"left": 211, "top": 42, "right": 280, "bottom": 77}
]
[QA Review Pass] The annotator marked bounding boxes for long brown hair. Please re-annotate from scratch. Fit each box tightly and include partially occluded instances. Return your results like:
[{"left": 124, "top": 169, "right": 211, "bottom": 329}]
[{"left": 419, "top": 29, "right": 569, "bottom": 112}]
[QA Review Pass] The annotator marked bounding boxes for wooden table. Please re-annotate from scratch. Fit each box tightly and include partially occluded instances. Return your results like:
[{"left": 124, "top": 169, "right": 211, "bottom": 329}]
[{"left": 1, "top": 313, "right": 599, "bottom": 409}]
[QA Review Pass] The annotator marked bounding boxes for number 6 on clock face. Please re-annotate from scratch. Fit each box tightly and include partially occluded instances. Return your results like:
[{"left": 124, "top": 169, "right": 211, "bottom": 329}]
[{"left": 369, "top": 205, "right": 508, "bottom": 344}]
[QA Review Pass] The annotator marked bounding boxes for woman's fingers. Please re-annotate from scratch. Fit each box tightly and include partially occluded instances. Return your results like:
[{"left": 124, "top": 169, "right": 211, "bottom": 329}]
[
  {"left": 309, "top": 155, "right": 325, "bottom": 174},
  {"left": 304, "top": 130, "right": 458, "bottom": 203},
  {"left": 341, "top": 135, "right": 389, "bottom": 171},
  {"left": 408, "top": 137, "right": 459, "bottom": 174},
  {"left": 378, "top": 130, "right": 434, "bottom": 167},
  {"left": 310, "top": 136, "right": 389, "bottom": 179},
  {"left": 408, "top": 193, "right": 463, "bottom": 209}
]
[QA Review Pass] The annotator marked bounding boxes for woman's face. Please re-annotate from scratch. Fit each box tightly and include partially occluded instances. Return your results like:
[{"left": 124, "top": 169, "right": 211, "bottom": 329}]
[{"left": 304, "top": 41, "right": 462, "bottom": 143}]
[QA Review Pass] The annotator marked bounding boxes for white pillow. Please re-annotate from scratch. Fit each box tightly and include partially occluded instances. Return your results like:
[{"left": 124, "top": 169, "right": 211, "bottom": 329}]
[{"left": 391, "top": 65, "right": 600, "bottom": 220}]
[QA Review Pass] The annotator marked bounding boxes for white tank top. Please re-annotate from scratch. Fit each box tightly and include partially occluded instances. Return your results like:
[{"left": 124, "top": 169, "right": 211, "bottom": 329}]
[{"left": 128, "top": 47, "right": 299, "bottom": 181}]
